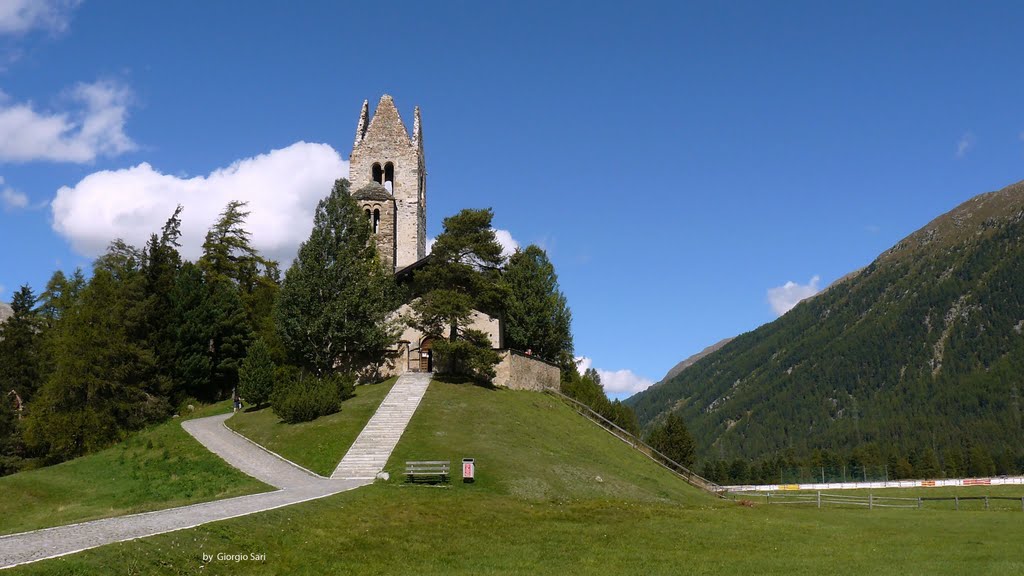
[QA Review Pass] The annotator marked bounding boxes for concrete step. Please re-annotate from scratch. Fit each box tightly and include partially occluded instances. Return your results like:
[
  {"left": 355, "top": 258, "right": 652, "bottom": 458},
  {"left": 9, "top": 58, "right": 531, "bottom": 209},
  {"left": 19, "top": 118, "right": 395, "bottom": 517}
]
[{"left": 331, "top": 373, "right": 432, "bottom": 479}]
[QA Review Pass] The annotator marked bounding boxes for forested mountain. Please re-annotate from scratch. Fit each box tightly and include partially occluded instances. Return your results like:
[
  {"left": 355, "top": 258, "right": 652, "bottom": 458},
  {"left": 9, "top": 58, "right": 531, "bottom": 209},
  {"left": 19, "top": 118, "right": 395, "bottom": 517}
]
[{"left": 628, "top": 180, "right": 1024, "bottom": 476}]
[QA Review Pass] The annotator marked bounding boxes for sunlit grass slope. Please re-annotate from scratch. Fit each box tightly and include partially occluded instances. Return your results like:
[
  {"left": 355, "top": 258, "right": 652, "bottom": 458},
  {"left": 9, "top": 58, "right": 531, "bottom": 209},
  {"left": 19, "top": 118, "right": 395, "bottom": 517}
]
[
  {"left": 10, "top": 382, "right": 1024, "bottom": 575},
  {"left": 226, "top": 378, "right": 396, "bottom": 476},
  {"left": 0, "top": 402, "right": 270, "bottom": 536},
  {"left": 384, "top": 380, "right": 710, "bottom": 503}
]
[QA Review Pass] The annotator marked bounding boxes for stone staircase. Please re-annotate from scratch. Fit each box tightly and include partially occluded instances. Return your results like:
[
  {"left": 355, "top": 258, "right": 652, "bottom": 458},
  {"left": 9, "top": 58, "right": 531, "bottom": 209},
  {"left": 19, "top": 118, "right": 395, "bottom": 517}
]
[{"left": 331, "top": 372, "right": 432, "bottom": 480}]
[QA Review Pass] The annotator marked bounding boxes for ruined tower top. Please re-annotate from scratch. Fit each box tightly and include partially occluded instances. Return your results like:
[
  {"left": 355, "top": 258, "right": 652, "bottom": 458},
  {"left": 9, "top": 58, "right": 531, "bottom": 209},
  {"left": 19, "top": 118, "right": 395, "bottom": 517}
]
[{"left": 349, "top": 95, "right": 426, "bottom": 272}]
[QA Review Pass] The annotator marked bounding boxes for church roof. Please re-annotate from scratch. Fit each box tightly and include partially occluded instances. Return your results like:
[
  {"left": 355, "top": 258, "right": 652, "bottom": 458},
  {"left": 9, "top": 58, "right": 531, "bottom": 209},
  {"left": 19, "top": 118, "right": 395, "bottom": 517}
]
[{"left": 352, "top": 182, "right": 393, "bottom": 201}]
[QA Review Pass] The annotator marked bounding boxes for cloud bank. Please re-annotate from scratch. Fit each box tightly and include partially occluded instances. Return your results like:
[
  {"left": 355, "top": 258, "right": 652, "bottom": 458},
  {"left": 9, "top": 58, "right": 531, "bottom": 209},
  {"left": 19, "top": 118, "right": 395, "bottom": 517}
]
[
  {"left": 0, "top": 81, "right": 135, "bottom": 163},
  {"left": 0, "top": 0, "right": 80, "bottom": 35},
  {"left": 767, "top": 275, "right": 821, "bottom": 316},
  {"left": 575, "top": 356, "right": 655, "bottom": 396},
  {"left": 51, "top": 142, "right": 349, "bottom": 264}
]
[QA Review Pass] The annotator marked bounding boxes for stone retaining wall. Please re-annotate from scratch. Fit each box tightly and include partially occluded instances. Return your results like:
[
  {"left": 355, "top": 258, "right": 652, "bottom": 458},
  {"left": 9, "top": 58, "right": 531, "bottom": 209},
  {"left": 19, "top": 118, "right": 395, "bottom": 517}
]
[{"left": 493, "top": 350, "right": 560, "bottom": 391}]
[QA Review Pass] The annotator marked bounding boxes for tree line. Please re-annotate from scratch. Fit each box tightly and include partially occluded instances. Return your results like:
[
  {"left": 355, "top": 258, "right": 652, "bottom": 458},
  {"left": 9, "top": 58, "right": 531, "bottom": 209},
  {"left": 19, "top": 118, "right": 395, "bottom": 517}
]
[{"left": 0, "top": 179, "right": 589, "bottom": 475}]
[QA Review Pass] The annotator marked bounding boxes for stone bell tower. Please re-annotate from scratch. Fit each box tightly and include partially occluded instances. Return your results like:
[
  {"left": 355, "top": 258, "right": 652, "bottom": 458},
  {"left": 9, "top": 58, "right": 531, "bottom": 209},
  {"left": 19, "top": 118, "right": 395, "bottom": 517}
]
[{"left": 349, "top": 95, "right": 426, "bottom": 272}]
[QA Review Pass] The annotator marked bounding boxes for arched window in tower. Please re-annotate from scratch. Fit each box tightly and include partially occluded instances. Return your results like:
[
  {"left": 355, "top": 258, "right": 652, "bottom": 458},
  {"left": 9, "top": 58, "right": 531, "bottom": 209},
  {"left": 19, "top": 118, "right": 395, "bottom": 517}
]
[
  {"left": 365, "top": 208, "right": 371, "bottom": 222},
  {"left": 373, "top": 209, "right": 380, "bottom": 234},
  {"left": 372, "top": 163, "right": 383, "bottom": 184},
  {"left": 384, "top": 162, "right": 395, "bottom": 194}
]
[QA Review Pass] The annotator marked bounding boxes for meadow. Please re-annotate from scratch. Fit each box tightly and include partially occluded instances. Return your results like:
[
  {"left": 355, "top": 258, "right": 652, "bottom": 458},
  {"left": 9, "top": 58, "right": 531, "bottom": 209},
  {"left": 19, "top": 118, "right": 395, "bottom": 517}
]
[{"left": 8, "top": 381, "right": 1023, "bottom": 575}]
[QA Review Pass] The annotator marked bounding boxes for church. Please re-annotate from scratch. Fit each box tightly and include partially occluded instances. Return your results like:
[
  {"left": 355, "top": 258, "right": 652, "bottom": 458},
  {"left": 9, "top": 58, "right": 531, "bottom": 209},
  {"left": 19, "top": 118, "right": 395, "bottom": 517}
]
[{"left": 347, "top": 95, "right": 555, "bottom": 390}]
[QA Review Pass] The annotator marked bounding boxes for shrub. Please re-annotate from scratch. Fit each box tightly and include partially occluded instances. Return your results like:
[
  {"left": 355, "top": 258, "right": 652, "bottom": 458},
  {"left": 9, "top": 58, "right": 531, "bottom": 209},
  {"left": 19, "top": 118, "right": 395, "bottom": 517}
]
[
  {"left": 270, "top": 370, "right": 355, "bottom": 424},
  {"left": 433, "top": 329, "right": 500, "bottom": 382}
]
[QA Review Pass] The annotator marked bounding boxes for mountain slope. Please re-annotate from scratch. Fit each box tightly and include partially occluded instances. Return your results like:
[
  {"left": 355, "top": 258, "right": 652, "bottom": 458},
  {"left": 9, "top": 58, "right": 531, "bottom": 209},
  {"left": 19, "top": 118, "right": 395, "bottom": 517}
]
[
  {"left": 659, "top": 338, "right": 734, "bottom": 384},
  {"left": 629, "top": 180, "right": 1024, "bottom": 464}
]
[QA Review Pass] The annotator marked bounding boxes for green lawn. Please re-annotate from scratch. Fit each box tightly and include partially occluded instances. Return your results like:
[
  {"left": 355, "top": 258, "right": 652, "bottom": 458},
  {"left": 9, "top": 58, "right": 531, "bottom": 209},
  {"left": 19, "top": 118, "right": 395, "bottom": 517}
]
[
  {"left": 225, "top": 378, "right": 396, "bottom": 476},
  {"left": 8, "top": 382, "right": 1024, "bottom": 575},
  {"left": 0, "top": 401, "right": 270, "bottom": 536}
]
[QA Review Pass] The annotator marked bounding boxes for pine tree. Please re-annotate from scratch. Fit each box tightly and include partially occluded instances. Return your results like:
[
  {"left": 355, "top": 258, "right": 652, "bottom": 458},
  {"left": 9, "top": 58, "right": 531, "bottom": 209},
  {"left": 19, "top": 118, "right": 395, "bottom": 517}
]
[
  {"left": 0, "top": 285, "right": 42, "bottom": 403},
  {"left": 143, "top": 207, "right": 185, "bottom": 399},
  {"left": 239, "top": 338, "right": 275, "bottom": 408},
  {"left": 276, "top": 179, "right": 397, "bottom": 376},
  {"left": 502, "top": 245, "right": 574, "bottom": 371},
  {"left": 647, "top": 412, "right": 697, "bottom": 468},
  {"left": 169, "top": 262, "right": 214, "bottom": 400},
  {"left": 410, "top": 208, "right": 506, "bottom": 380}
]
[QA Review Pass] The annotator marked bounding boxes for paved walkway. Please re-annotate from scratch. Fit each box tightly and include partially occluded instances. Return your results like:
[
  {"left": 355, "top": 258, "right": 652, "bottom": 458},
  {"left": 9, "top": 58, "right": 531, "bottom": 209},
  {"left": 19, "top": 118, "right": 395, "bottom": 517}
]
[
  {"left": 0, "top": 412, "right": 375, "bottom": 569},
  {"left": 332, "top": 372, "right": 432, "bottom": 479}
]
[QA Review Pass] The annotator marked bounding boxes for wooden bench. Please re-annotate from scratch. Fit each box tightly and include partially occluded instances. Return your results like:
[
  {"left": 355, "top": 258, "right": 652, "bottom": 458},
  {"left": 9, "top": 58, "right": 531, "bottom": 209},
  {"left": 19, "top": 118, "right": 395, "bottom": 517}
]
[{"left": 406, "top": 460, "right": 450, "bottom": 483}]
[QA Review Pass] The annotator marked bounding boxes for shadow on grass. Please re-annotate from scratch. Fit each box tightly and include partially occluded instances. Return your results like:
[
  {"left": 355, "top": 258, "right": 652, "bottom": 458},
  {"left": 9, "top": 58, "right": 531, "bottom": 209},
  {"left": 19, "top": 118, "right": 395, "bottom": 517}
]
[{"left": 432, "top": 373, "right": 498, "bottom": 390}]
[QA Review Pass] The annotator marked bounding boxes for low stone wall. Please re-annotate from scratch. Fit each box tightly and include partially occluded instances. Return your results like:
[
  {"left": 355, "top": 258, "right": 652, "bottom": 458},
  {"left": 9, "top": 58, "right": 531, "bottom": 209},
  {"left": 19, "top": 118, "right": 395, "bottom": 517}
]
[{"left": 493, "top": 350, "right": 560, "bottom": 391}]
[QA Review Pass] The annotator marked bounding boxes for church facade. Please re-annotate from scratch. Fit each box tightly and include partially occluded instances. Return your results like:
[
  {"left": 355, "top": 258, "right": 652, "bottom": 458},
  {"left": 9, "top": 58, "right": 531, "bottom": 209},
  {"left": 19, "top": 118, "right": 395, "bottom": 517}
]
[{"left": 348, "top": 96, "right": 557, "bottom": 390}]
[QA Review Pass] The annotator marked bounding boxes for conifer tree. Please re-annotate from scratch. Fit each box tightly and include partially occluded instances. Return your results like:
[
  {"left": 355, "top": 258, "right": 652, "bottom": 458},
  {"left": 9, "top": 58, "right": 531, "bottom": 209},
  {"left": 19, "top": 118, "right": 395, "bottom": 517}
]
[
  {"left": 502, "top": 245, "right": 573, "bottom": 371},
  {"left": 238, "top": 338, "right": 275, "bottom": 408},
  {"left": 647, "top": 412, "right": 697, "bottom": 468},
  {"left": 0, "top": 285, "right": 42, "bottom": 403},
  {"left": 411, "top": 208, "right": 506, "bottom": 380},
  {"left": 26, "top": 244, "right": 167, "bottom": 460},
  {"left": 276, "top": 179, "right": 397, "bottom": 375}
]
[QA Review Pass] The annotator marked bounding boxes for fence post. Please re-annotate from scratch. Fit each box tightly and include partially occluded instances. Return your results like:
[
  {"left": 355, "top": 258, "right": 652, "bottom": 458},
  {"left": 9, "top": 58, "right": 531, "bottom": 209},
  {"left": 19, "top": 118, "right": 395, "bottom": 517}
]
[
  {"left": 817, "top": 491, "right": 821, "bottom": 508},
  {"left": 955, "top": 496, "right": 959, "bottom": 511},
  {"left": 918, "top": 497, "right": 922, "bottom": 509},
  {"left": 869, "top": 493, "right": 873, "bottom": 510}
]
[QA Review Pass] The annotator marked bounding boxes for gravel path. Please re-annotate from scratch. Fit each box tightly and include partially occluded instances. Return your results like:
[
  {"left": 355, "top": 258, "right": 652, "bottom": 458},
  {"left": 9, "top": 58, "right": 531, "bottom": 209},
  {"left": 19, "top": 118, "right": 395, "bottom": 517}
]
[{"left": 0, "top": 413, "right": 371, "bottom": 570}]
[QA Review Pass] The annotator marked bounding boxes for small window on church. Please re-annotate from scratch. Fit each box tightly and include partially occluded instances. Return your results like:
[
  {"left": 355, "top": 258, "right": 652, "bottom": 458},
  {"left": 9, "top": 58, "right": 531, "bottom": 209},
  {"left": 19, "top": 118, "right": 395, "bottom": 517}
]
[
  {"left": 373, "top": 209, "right": 380, "bottom": 234},
  {"left": 384, "top": 162, "right": 394, "bottom": 193},
  {"left": 365, "top": 208, "right": 371, "bottom": 221},
  {"left": 372, "top": 163, "right": 383, "bottom": 184}
]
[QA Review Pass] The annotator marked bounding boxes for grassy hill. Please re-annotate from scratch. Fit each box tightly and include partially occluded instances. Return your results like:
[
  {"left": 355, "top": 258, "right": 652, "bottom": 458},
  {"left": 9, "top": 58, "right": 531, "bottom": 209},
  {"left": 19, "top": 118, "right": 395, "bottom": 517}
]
[
  {"left": 629, "top": 180, "right": 1024, "bottom": 471},
  {"left": 0, "top": 402, "right": 269, "bottom": 536},
  {"left": 8, "top": 380, "right": 1024, "bottom": 575}
]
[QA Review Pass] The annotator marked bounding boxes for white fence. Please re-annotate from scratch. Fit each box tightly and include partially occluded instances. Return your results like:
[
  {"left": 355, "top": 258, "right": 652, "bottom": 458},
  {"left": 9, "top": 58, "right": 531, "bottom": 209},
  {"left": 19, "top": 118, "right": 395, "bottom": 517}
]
[{"left": 722, "top": 475, "right": 1024, "bottom": 492}]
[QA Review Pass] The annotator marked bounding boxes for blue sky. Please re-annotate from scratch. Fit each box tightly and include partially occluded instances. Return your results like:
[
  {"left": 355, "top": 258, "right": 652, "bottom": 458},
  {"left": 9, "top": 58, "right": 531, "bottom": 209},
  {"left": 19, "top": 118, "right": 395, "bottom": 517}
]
[{"left": 2, "top": 1, "right": 1023, "bottom": 398}]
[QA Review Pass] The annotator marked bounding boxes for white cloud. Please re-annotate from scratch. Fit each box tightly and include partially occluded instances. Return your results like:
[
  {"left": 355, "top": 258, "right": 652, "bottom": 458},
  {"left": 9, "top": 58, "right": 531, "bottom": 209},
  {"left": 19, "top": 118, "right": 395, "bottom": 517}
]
[
  {"left": 598, "top": 368, "right": 655, "bottom": 395},
  {"left": 0, "top": 0, "right": 80, "bottom": 35},
  {"left": 574, "top": 356, "right": 655, "bottom": 395},
  {"left": 955, "top": 131, "right": 974, "bottom": 159},
  {"left": 767, "top": 275, "right": 821, "bottom": 316},
  {"left": 1, "top": 176, "right": 28, "bottom": 209},
  {"left": 0, "top": 80, "right": 135, "bottom": 163},
  {"left": 425, "top": 228, "right": 519, "bottom": 260},
  {"left": 493, "top": 228, "right": 519, "bottom": 259},
  {"left": 575, "top": 356, "right": 592, "bottom": 374},
  {"left": 51, "top": 142, "right": 350, "bottom": 264}
]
